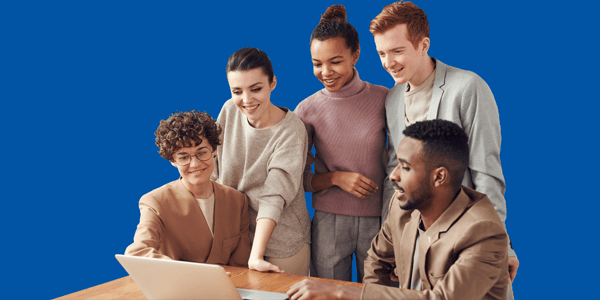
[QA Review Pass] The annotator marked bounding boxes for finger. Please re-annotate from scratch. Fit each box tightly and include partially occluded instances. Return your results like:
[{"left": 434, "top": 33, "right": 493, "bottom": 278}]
[
  {"left": 267, "top": 262, "right": 284, "bottom": 273},
  {"left": 359, "top": 176, "right": 378, "bottom": 189},
  {"left": 356, "top": 180, "right": 376, "bottom": 193},
  {"left": 357, "top": 183, "right": 376, "bottom": 194},
  {"left": 352, "top": 190, "right": 368, "bottom": 199}
]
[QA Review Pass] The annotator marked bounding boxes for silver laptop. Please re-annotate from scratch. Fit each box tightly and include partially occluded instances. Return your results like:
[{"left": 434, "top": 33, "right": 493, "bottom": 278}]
[{"left": 115, "top": 254, "right": 288, "bottom": 300}]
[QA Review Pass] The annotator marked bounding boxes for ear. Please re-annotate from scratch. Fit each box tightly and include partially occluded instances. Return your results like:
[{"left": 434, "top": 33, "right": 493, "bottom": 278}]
[
  {"left": 431, "top": 166, "right": 449, "bottom": 188},
  {"left": 270, "top": 75, "right": 277, "bottom": 91},
  {"left": 421, "top": 37, "right": 430, "bottom": 55},
  {"left": 170, "top": 161, "right": 178, "bottom": 168},
  {"left": 352, "top": 48, "right": 361, "bottom": 66}
]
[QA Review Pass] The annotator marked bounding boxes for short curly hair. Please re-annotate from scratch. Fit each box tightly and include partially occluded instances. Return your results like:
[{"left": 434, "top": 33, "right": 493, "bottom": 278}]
[
  {"left": 154, "top": 111, "right": 222, "bottom": 161},
  {"left": 403, "top": 119, "right": 469, "bottom": 189},
  {"left": 310, "top": 4, "right": 360, "bottom": 54}
]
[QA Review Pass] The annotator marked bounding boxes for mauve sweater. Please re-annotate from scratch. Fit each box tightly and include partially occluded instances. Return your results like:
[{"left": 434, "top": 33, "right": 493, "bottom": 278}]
[{"left": 294, "top": 70, "right": 388, "bottom": 217}]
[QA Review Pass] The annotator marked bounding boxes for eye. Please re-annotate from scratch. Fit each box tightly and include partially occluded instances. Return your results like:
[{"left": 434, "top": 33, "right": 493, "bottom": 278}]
[
  {"left": 232, "top": 91, "right": 241, "bottom": 95},
  {"left": 313, "top": 63, "right": 321, "bottom": 67},
  {"left": 331, "top": 61, "right": 342, "bottom": 65},
  {"left": 378, "top": 52, "right": 385, "bottom": 57},
  {"left": 251, "top": 87, "right": 262, "bottom": 92},
  {"left": 402, "top": 166, "right": 410, "bottom": 171}
]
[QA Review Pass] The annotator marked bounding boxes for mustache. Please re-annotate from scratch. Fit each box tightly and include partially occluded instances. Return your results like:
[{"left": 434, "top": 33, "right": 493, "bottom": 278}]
[{"left": 392, "top": 182, "right": 404, "bottom": 192}]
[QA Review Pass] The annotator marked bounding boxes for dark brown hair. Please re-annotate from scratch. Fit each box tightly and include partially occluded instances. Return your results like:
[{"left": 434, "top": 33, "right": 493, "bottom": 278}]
[
  {"left": 310, "top": 4, "right": 359, "bottom": 54},
  {"left": 226, "top": 47, "right": 274, "bottom": 83},
  {"left": 370, "top": 1, "right": 429, "bottom": 49},
  {"left": 154, "top": 111, "right": 221, "bottom": 161}
]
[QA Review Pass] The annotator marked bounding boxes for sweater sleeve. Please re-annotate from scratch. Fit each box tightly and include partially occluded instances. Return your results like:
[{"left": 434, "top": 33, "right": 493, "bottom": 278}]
[
  {"left": 255, "top": 140, "right": 307, "bottom": 224},
  {"left": 459, "top": 76, "right": 515, "bottom": 257},
  {"left": 294, "top": 103, "right": 316, "bottom": 193},
  {"left": 124, "top": 196, "right": 172, "bottom": 260}
]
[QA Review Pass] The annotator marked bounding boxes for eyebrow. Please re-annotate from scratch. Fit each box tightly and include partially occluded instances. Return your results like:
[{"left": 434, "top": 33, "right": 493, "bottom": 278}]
[
  {"left": 379, "top": 47, "right": 406, "bottom": 53},
  {"left": 312, "top": 55, "right": 344, "bottom": 62},
  {"left": 398, "top": 158, "right": 411, "bottom": 165},
  {"left": 230, "top": 82, "right": 263, "bottom": 90}
]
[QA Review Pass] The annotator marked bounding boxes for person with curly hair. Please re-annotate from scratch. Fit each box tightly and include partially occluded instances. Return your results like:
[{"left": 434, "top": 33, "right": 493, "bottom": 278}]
[
  {"left": 294, "top": 4, "right": 388, "bottom": 282},
  {"left": 125, "top": 111, "right": 251, "bottom": 267},
  {"left": 215, "top": 47, "right": 311, "bottom": 276}
]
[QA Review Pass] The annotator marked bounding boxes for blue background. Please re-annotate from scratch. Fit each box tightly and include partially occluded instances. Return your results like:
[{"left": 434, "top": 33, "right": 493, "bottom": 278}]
[{"left": 1, "top": 0, "right": 596, "bottom": 299}]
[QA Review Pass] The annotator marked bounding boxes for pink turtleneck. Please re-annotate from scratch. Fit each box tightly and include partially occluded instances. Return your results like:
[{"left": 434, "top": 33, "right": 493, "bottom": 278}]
[{"left": 294, "top": 70, "right": 388, "bottom": 216}]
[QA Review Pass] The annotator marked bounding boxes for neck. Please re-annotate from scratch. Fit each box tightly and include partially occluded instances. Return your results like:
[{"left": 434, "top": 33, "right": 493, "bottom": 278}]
[
  {"left": 250, "top": 103, "right": 285, "bottom": 129},
  {"left": 408, "top": 55, "right": 435, "bottom": 88},
  {"left": 182, "top": 179, "right": 213, "bottom": 199},
  {"left": 419, "top": 188, "right": 457, "bottom": 230}
]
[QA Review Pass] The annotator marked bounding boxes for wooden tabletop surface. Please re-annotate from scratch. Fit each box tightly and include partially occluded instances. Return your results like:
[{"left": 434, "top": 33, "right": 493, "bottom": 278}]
[{"left": 56, "top": 265, "right": 363, "bottom": 299}]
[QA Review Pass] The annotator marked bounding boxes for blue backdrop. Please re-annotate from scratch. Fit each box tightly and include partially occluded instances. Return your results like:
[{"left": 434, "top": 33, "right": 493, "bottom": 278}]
[{"left": 1, "top": 0, "right": 596, "bottom": 299}]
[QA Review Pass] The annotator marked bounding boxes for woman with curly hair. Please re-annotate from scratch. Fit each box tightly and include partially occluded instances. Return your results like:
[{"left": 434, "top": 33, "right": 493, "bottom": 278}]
[
  {"left": 294, "top": 5, "right": 388, "bottom": 281},
  {"left": 214, "top": 47, "right": 311, "bottom": 275},
  {"left": 125, "top": 111, "right": 251, "bottom": 267}
]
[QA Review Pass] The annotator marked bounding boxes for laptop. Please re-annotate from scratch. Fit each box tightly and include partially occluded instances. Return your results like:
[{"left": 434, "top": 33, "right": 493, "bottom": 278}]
[{"left": 115, "top": 254, "right": 288, "bottom": 300}]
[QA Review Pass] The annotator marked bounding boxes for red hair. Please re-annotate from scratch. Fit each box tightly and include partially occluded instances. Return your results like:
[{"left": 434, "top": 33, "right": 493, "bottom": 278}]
[{"left": 369, "top": 1, "right": 429, "bottom": 49}]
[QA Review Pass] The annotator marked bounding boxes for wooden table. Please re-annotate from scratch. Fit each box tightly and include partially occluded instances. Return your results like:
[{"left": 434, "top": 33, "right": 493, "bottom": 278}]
[{"left": 56, "top": 266, "right": 363, "bottom": 299}]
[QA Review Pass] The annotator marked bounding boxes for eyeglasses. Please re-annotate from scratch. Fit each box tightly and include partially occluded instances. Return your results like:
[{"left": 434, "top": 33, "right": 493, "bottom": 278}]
[{"left": 173, "top": 147, "right": 214, "bottom": 166}]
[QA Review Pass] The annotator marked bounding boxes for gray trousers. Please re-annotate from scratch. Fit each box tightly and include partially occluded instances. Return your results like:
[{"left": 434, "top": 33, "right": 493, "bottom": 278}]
[{"left": 310, "top": 210, "right": 381, "bottom": 282}]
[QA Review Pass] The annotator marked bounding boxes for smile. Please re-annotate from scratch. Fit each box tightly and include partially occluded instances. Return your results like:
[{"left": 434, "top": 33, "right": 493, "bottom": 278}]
[
  {"left": 189, "top": 168, "right": 207, "bottom": 174},
  {"left": 391, "top": 67, "right": 404, "bottom": 75},
  {"left": 244, "top": 104, "right": 259, "bottom": 111},
  {"left": 323, "top": 78, "right": 338, "bottom": 84}
]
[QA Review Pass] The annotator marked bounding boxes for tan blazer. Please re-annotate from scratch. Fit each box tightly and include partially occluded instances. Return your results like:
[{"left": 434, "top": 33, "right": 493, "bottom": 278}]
[
  {"left": 125, "top": 179, "right": 251, "bottom": 267},
  {"left": 362, "top": 187, "right": 509, "bottom": 299}
]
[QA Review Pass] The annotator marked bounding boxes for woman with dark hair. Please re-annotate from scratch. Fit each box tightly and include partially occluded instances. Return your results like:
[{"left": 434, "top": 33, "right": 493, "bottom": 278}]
[
  {"left": 294, "top": 5, "right": 388, "bottom": 282},
  {"left": 125, "top": 111, "right": 251, "bottom": 267},
  {"left": 214, "top": 47, "right": 311, "bottom": 275}
]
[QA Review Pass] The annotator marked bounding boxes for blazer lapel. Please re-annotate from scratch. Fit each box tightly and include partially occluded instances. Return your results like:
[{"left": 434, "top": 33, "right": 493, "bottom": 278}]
[
  {"left": 398, "top": 210, "right": 420, "bottom": 289},
  {"left": 174, "top": 179, "right": 214, "bottom": 256},
  {"left": 427, "top": 58, "right": 447, "bottom": 120},
  {"left": 419, "top": 188, "right": 471, "bottom": 287},
  {"left": 206, "top": 181, "right": 222, "bottom": 262}
]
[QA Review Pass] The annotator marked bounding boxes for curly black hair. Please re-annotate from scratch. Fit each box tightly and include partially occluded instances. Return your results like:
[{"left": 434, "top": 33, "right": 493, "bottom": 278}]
[
  {"left": 403, "top": 119, "right": 469, "bottom": 188},
  {"left": 310, "top": 5, "right": 360, "bottom": 54},
  {"left": 154, "top": 111, "right": 222, "bottom": 161}
]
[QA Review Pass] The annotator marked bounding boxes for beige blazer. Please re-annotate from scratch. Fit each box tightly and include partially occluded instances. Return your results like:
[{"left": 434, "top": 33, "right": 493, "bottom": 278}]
[
  {"left": 125, "top": 179, "right": 251, "bottom": 267},
  {"left": 362, "top": 187, "right": 509, "bottom": 299}
]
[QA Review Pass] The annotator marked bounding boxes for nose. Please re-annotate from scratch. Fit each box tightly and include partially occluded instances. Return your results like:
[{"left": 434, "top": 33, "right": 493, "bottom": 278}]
[
  {"left": 322, "top": 64, "right": 334, "bottom": 77},
  {"left": 390, "top": 165, "right": 401, "bottom": 182},
  {"left": 189, "top": 155, "right": 205, "bottom": 167},
  {"left": 384, "top": 55, "right": 395, "bottom": 69}
]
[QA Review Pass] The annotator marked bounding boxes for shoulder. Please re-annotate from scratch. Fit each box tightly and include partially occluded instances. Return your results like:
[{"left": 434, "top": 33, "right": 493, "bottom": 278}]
[
  {"left": 213, "top": 181, "right": 247, "bottom": 204},
  {"left": 364, "top": 81, "right": 389, "bottom": 99},
  {"left": 279, "top": 109, "right": 308, "bottom": 138},
  {"left": 140, "top": 179, "right": 180, "bottom": 208},
  {"left": 218, "top": 99, "right": 238, "bottom": 121},
  {"left": 453, "top": 187, "right": 506, "bottom": 240},
  {"left": 294, "top": 90, "right": 324, "bottom": 118},
  {"left": 437, "top": 59, "right": 491, "bottom": 94}
]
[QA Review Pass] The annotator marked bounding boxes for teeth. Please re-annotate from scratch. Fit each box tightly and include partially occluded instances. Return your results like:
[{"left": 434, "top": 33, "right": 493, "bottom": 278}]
[
  {"left": 245, "top": 105, "right": 259, "bottom": 110},
  {"left": 190, "top": 169, "right": 206, "bottom": 174},
  {"left": 325, "top": 79, "right": 335, "bottom": 83}
]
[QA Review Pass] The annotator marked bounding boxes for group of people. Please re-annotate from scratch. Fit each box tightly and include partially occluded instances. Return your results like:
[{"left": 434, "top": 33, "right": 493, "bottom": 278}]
[{"left": 124, "top": 2, "right": 518, "bottom": 299}]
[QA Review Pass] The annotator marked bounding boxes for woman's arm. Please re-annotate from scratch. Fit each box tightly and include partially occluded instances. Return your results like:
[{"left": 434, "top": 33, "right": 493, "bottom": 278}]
[
  {"left": 311, "top": 171, "right": 378, "bottom": 199},
  {"left": 247, "top": 218, "right": 284, "bottom": 273},
  {"left": 124, "top": 202, "right": 172, "bottom": 260}
]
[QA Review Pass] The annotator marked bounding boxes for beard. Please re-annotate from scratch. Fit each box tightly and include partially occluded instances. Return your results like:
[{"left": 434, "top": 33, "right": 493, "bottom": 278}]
[{"left": 399, "top": 180, "right": 433, "bottom": 211}]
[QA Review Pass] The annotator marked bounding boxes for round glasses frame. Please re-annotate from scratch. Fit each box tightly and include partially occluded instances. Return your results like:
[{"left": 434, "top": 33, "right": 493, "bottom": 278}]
[{"left": 173, "top": 147, "right": 214, "bottom": 166}]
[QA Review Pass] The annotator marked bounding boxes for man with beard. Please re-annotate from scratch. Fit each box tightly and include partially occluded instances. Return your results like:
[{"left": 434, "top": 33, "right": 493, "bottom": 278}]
[{"left": 287, "top": 120, "right": 509, "bottom": 299}]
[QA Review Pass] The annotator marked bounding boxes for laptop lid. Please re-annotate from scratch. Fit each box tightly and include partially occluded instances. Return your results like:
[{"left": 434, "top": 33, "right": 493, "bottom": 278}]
[{"left": 116, "top": 254, "right": 241, "bottom": 300}]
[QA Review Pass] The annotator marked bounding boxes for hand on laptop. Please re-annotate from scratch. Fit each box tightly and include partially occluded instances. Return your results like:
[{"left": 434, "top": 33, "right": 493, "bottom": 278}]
[
  {"left": 287, "top": 279, "right": 361, "bottom": 300},
  {"left": 248, "top": 258, "right": 284, "bottom": 273}
]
